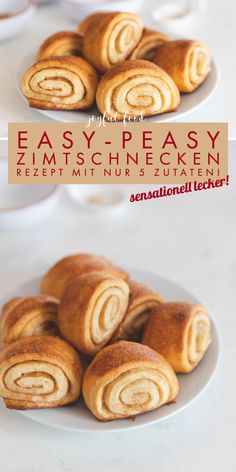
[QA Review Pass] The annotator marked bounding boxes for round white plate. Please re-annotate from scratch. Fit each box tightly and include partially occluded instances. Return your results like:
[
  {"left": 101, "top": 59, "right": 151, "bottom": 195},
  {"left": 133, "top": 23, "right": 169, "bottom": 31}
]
[
  {"left": 18, "top": 52, "right": 219, "bottom": 124},
  {"left": 0, "top": 268, "right": 220, "bottom": 432}
]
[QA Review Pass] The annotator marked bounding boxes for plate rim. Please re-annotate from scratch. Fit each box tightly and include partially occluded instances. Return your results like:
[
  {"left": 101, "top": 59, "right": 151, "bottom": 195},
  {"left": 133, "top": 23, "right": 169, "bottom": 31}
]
[{"left": 0, "top": 268, "right": 221, "bottom": 433}]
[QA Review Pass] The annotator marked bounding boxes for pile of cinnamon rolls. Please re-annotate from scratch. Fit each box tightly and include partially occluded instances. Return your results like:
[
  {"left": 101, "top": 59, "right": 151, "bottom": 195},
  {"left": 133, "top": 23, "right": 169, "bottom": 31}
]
[
  {"left": 21, "top": 11, "right": 212, "bottom": 121},
  {"left": 0, "top": 253, "right": 212, "bottom": 422}
]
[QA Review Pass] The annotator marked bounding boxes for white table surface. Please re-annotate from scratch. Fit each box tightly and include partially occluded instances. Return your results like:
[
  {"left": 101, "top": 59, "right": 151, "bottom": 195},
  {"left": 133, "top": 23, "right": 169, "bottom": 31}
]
[
  {"left": 0, "top": 0, "right": 236, "bottom": 138},
  {"left": 0, "top": 139, "right": 235, "bottom": 471}
]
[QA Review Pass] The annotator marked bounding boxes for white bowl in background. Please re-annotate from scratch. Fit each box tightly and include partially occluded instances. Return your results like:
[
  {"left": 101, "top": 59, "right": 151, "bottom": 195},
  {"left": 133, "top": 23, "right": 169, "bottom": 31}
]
[
  {"left": 0, "top": 158, "right": 60, "bottom": 228},
  {"left": 60, "top": 0, "right": 144, "bottom": 23},
  {"left": 0, "top": 0, "right": 35, "bottom": 42},
  {"left": 67, "top": 184, "right": 127, "bottom": 213},
  {"left": 152, "top": 0, "right": 207, "bottom": 35}
]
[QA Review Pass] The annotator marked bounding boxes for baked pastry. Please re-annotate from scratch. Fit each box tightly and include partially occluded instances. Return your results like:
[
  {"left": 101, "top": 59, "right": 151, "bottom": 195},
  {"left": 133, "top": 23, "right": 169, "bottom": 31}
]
[
  {"left": 154, "top": 40, "right": 211, "bottom": 92},
  {"left": 1, "top": 295, "right": 59, "bottom": 347},
  {"left": 21, "top": 56, "right": 98, "bottom": 110},
  {"left": 130, "top": 28, "right": 169, "bottom": 61},
  {"left": 96, "top": 60, "right": 180, "bottom": 121},
  {"left": 37, "top": 31, "right": 83, "bottom": 60},
  {"left": 142, "top": 302, "right": 212, "bottom": 373},
  {"left": 79, "top": 12, "right": 143, "bottom": 72},
  {"left": 113, "top": 281, "right": 162, "bottom": 341},
  {"left": 0, "top": 336, "right": 82, "bottom": 409},
  {"left": 82, "top": 341, "right": 179, "bottom": 421},
  {"left": 41, "top": 253, "right": 128, "bottom": 300},
  {"left": 59, "top": 273, "right": 130, "bottom": 356}
]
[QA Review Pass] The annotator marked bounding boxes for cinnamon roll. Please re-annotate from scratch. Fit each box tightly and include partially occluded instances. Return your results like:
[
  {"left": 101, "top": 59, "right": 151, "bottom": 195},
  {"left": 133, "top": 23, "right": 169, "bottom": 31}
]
[
  {"left": 0, "top": 336, "right": 82, "bottom": 409},
  {"left": 154, "top": 40, "right": 212, "bottom": 92},
  {"left": 79, "top": 12, "right": 143, "bottom": 72},
  {"left": 142, "top": 302, "right": 212, "bottom": 373},
  {"left": 21, "top": 56, "right": 98, "bottom": 110},
  {"left": 96, "top": 60, "right": 180, "bottom": 121},
  {"left": 59, "top": 273, "right": 130, "bottom": 356},
  {"left": 37, "top": 31, "right": 83, "bottom": 60},
  {"left": 113, "top": 281, "right": 163, "bottom": 341},
  {"left": 1, "top": 295, "right": 59, "bottom": 347},
  {"left": 130, "top": 28, "right": 169, "bottom": 61},
  {"left": 82, "top": 341, "right": 179, "bottom": 421},
  {"left": 41, "top": 253, "right": 128, "bottom": 300}
]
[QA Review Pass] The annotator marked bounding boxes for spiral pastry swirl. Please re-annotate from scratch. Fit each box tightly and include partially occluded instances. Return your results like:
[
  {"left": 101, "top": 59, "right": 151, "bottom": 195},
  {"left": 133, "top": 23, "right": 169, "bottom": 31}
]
[
  {"left": 59, "top": 273, "right": 130, "bottom": 356},
  {"left": 113, "top": 281, "right": 163, "bottom": 342},
  {"left": 82, "top": 341, "right": 179, "bottom": 421},
  {"left": 21, "top": 56, "right": 98, "bottom": 110},
  {"left": 130, "top": 29, "right": 170, "bottom": 61},
  {"left": 142, "top": 302, "right": 212, "bottom": 373},
  {"left": 0, "top": 336, "right": 82, "bottom": 409},
  {"left": 154, "top": 40, "right": 212, "bottom": 93},
  {"left": 96, "top": 60, "right": 180, "bottom": 121},
  {"left": 41, "top": 253, "right": 128, "bottom": 300},
  {"left": 1, "top": 295, "right": 59, "bottom": 347},
  {"left": 37, "top": 31, "right": 83, "bottom": 60},
  {"left": 79, "top": 12, "right": 143, "bottom": 72}
]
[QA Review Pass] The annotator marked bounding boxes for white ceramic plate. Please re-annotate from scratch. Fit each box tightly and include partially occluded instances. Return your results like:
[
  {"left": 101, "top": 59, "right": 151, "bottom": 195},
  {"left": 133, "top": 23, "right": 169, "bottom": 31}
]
[
  {"left": 0, "top": 268, "right": 220, "bottom": 433},
  {"left": 18, "top": 52, "right": 219, "bottom": 124}
]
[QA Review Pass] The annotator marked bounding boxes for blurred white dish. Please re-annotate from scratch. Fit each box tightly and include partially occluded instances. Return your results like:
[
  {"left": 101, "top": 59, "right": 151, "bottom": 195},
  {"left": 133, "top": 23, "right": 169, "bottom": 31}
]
[
  {"left": 0, "top": 158, "right": 60, "bottom": 228},
  {"left": 36, "top": 0, "right": 54, "bottom": 3},
  {"left": 0, "top": 0, "right": 35, "bottom": 42},
  {"left": 0, "top": 269, "right": 220, "bottom": 432},
  {"left": 152, "top": 0, "right": 207, "bottom": 35},
  {"left": 67, "top": 185, "right": 127, "bottom": 213},
  {"left": 60, "top": 0, "right": 144, "bottom": 22}
]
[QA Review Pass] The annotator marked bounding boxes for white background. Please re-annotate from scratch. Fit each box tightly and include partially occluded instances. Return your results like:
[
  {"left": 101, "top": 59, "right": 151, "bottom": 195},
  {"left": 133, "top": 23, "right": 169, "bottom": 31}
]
[
  {"left": 0, "top": 140, "right": 235, "bottom": 472},
  {"left": 0, "top": 0, "right": 236, "bottom": 137}
]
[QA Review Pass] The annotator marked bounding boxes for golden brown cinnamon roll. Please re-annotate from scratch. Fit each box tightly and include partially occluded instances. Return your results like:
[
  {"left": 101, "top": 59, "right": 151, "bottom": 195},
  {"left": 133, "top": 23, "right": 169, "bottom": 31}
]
[
  {"left": 41, "top": 253, "right": 128, "bottom": 300},
  {"left": 1, "top": 295, "right": 59, "bottom": 347},
  {"left": 37, "top": 31, "right": 83, "bottom": 60},
  {"left": 82, "top": 341, "right": 179, "bottom": 421},
  {"left": 59, "top": 273, "right": 130, "bottom": 356},
  {"left": 96, "top": 60, "right": 180, "bottom": 121},
  {"left": 154, "top": 40, "right": 212, "bottom": 92},
  {"left": 21, "top": 56, "right": 98, "bottom": 110},
  {"left": 113, "top": 281, "right": 163, "bottom": 341},
  {"left": 142, "top": 302, "right": 212, "bottom": 373},
  {"left": 79, "top": 12, "right": 143, "bottom": 72},
  {"left": 0, "top": 336, "right": 82, "bottom": 409},
  {"left": 130, "top": 28, "right": 169, "bottom": 61}
]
